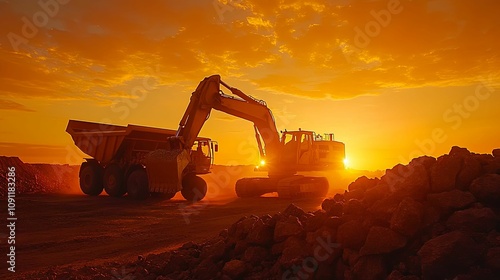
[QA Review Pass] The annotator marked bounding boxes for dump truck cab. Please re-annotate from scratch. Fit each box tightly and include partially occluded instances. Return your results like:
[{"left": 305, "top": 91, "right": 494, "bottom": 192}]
[{"left": 189, "top": 138, "right": 218, "bottom": 174}]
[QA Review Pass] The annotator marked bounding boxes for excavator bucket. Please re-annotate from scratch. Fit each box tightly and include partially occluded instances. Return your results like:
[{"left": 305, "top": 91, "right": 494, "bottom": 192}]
[{"left": 145, "top": 149, "right": 191, "bottom": 193}]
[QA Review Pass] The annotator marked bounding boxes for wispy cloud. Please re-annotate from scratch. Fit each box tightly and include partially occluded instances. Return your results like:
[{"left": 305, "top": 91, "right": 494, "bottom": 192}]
[{"left": 0, "top": 99, "right": 35, "bottom": 112}]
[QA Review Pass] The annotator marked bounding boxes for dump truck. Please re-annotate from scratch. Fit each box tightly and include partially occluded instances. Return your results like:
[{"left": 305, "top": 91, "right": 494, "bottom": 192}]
[
  {"left": 66, "top": 120, "right": 218, "bottom": 199},
  {"left": 143, "top": 74, "right": 346, "bottom": 201}
]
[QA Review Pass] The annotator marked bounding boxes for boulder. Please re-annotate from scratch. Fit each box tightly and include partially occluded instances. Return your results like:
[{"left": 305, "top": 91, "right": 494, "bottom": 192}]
[
  {"left": 352, "top": 255, "right": 387, "bottom": 280},
  {"left": 348, "top": 176, "right": 380, "bottom": 192},
  {"left": 321, "top": 199, "right": 343, "bottom": 215},
  {"left": 449, "top": 146, "right": 471, "bottom": 157},
  {"left": 343, "top": 189, "right": 365, "bottom": 200},
  {"left": 305, "top": 211, "right": 327, "bottom": 232},
  {"left": 390, "top": 198, "right": 424, "bottom": 237},
  {"left": 363, "top": 183, "right": 389, "bottom": 206},
  {"left": 243, "top": 246, "right": 269, "bottom": 265},
  {"left": 164, "top": 250, "right": 192, "bottom": 273},
  {"left": 343, "top": 199, "right": 365, "bottom": 216},
  {"left": 278, "top": 236, "right": 308, "bottom": 265},
  {"left": 456, "top": 156, "right": 482, "bottom": 190},
  {"left": 360, "top": 226, "right": 407, "bottom": 255},
  {"left": 322, "top": 199, "right": 343, "bottom": 216},
  {"left": 222, "top": 260, "right": 247, "bottom": 279},
  {"left": 493, "top": 149, "right": 500, "bottom": 158},
  {"left": 426, "top": 189, "right": 476, "bottom": 213},
  {"left": 479, "top": 151, "right": 500, "bottom": 174},
  {"left": 229, "top": 216, "right": 258, "bottom": 240},
  {"left": 246, "top": 219, "right": 274, "bottom": 246},
  {"left": 486, "top": 247, "right": 500, "bottom": 271},
  {"left": 233, "top": 240, "right": 249, "bottom": 256},
  {"left": 283, "top": 203, "right": 306, "bottom": 218},
  {"left": 418, "top": 231, "right": 481, "bottom": 279},
  {"left": 324, "top": 216, "right": 342, "bottom": 229},
  {"left": 199, "top": 240, "right": 226, "bottom": 260},
  {"left": 469, "top": 174, "right": 500, "bottom": 205},
  {"left": 446, "top": 207, "right": 497, "bottom": 233},
  {"left": 274, "top": 216, "right": 303, "bottom": 242},
  {"left": 421, "top": 202, "right": 441, "bottom": 228},
  {"left": 368, "top": 195, "right": 402, "bottom": 222},
  {"left": 337, "top": 220, "right": 368, "bottom": 249},
  {"left": 342, "top": 248, "right": 360, "bottom": 266},
  {"left": 246, "top": 221, "right": 274, "bottom": 246},
  {"left": 409, "top": 155, "right": 436, "bottom": 171},
  {"left": 333, "top": 193, "right": 344, "bottom": 202},
  {"left": 192, "top": 258, "right": 220, "bottom": 280},
  {"left": 430, "top": 154, "right": 463, "bottom": 193},
  {"left": 382, "top": 163, "right": 430, "bottom": 200}
]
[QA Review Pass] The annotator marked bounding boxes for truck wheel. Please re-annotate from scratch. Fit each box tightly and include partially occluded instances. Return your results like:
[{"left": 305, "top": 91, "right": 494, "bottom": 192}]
[
  {"left": 181, "top": 174, "right": 207, "bottom": 202},
  {"left": 127, "top": 168, "right": 149, "bottom": 200},
  {"left": 79, "top": 161, "right": 104, "bottom": 196},
  {"left": 104, "top": 163, "right": 126, "bottom": 197}
]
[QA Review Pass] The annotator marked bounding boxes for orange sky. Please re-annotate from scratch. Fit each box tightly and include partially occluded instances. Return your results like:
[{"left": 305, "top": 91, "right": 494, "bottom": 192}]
[{"left": 1, "top": 0, "right": 499, "bottom": 171}]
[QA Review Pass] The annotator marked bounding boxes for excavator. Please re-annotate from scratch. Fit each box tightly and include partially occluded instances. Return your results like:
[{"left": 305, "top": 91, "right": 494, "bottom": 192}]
[{"left": 127, "top": 75, "right": 345, "bottom": 201}]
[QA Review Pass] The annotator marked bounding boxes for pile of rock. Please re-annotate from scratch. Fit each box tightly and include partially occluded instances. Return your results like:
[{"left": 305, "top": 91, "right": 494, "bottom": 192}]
[
  {"left": 21, "top": 146, "right": 500, "bottom": 280},
  {"left": 0, "top": 156, "right": 79, "bottom": 195},
  {"left": 102, "top": 146, "right": 496, "bottom": 280}
]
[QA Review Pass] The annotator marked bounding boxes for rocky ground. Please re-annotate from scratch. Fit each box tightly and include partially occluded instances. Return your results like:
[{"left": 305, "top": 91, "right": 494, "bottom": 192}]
[
  {"left": 17, "top": 146, "right": 500, "bottom": 280},
  {"left": 0, "top": 156, "right": 79, "bottom": 196}
]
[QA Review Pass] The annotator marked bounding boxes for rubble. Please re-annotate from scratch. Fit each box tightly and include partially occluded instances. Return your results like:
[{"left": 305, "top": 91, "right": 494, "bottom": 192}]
[
  {"left": 18, "top": 146, "right": 500, "bottom": 279},
  {"left": 0, "top": 156, "right": 79, "bottom": 196}
]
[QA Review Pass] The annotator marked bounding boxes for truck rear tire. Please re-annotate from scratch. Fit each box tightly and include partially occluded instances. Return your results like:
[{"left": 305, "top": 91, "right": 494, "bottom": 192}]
[
  {"left": 127, "top": 168, "right": 149, "bottom": 200},
  {"left": 79, "top": 161, "right": 104, "bottom": 196},
  {"left": 104, "top": 163, "right": 126, "bottom": 197},
  {"left": 181, "top": 174, "right": 207, "bottom": 202}
]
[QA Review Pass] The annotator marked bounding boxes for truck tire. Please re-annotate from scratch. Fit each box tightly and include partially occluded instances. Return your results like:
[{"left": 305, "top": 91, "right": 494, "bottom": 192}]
[
  {"left": 181, "top": 174, "right": 207, "bottom": 202},
  {"left": 104, "top": 163, "right": 126, "bottom": 197},
  {"left": 127, "top": 168, "right": 149, "bottom": 200},
  {"left": 79, "top": 161, "right": 104, "bottom": 196}
]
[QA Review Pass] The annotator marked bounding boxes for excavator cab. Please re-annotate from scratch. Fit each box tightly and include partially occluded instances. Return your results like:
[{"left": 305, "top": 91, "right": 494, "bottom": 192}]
[{"left": 256, "top": 129, "right": 346, "bottom": 172}]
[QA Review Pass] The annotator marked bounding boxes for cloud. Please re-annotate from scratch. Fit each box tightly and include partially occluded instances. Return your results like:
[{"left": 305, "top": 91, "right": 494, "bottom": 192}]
[
  {"left": 0, "top": 99, "right": 35, "bottom": 112},
  {"left": 0, "top": 0, "right": 498, "bottom": 103}
]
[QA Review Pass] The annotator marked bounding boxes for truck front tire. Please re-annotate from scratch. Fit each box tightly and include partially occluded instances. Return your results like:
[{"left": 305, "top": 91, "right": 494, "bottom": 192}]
[{"left": 181, "top": 174, "right": 207, "bottom": 202}]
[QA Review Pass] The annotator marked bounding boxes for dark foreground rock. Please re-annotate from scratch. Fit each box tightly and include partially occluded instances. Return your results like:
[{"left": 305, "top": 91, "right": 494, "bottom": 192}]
[{"left": 20, "top": 146, "right": 500, "bottom": 280}]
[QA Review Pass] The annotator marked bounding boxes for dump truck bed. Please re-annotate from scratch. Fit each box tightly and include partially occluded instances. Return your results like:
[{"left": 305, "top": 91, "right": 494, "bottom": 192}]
[{"left": 66, "top": 120, "right": 210, "bottom": 165}]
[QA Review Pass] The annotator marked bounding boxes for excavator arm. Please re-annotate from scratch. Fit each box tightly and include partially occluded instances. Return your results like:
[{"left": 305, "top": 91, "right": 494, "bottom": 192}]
[{"left": 176, "top": 75, "right": 282, "bottom": 167}]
